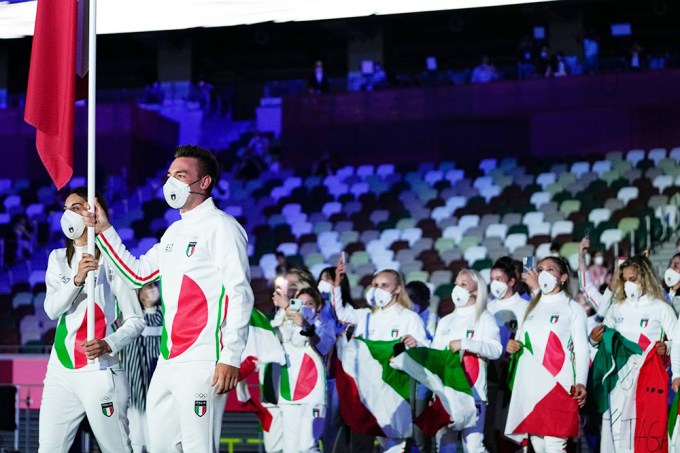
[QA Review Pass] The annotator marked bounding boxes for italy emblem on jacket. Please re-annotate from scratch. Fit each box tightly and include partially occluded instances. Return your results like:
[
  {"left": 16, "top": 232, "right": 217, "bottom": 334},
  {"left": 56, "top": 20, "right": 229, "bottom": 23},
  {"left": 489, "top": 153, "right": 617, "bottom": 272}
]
[
  {"left": 194, "top": 399, "right": 207, "bottom": 417},
  {"left": 640, "top": 318, "right": 649, "bottom": 328},
  {"left": 186, "top": 241, "right": 197, "bottom": 257},
  {"left": 101, "top": 402, "right": 114, "bottom": 417}
]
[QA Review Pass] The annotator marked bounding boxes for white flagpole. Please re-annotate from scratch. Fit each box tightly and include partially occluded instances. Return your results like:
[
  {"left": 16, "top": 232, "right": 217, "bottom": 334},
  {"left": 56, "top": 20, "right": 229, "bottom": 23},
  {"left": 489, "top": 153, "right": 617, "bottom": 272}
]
[{"left": 86, "top": 0, "right": 97, "bottom": 345}]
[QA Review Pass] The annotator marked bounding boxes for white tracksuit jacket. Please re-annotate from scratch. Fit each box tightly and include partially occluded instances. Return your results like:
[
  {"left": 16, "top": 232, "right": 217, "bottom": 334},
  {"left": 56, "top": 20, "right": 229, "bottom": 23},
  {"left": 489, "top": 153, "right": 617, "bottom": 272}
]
[{"left": 96, "top": 197, "right": 254, "bottom": 366}]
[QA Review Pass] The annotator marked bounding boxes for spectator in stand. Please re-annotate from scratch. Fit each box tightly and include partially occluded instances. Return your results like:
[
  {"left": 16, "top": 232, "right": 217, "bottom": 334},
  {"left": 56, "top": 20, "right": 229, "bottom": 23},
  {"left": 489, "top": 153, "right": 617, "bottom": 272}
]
[
  {"left": 551, "top": 51, "right": 568, "bottom": 77},
  {"left": 275, "top": 252, "right": 290, "bottom": 277},
  {"left": 588, "top": 249, "right": 611, "bottom": 290},
  {"left": 471, "top": 56, "right": 498, "bottom": 83},
  {"left": 536, "top": 46, "right": 551, "bottom": 77},
  {"left": 582, "top": 30, "right": 600, "bottom": 74},
  {"left": 517, "top": 36, "right": 536, "bottom": 79},
  {"left": 629, "top": 42, "right": 645, "bottom": 71},
  {"left": 313, "top": 151, "right": 341, "bottom": 176},
  {"left": 308, "top": 60, "right": 330, "bottom": 94},
  {"left": 13, "top": 214, "right": 33, "bottom": 261}
]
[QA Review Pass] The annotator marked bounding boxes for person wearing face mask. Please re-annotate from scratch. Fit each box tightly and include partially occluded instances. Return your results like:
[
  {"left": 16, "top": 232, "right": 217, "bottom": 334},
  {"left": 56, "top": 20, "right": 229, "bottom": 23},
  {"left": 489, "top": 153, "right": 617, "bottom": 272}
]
[
  {"left": 330, "top": 263, "right": 429, "bottom": 452},
  {"left": 664, "top": 252, "right": 680, "bottom": 315},
  {"left": 86, "top": 145, "right": 254, "bottom": 452},
  {"left": 578, "top": 236, "right": 616, "bottom": 321},
  {"left": 485, "top": 257, "right": 528, "bottom": 453},
  {"left": 121, "top": 282, "right": 164, "bottom": 453},
  {"left": 506, "top": 257, "right": 589, "bottom": 453},
  {"left": 271, "top": 286, "right": 336, "bottom": 452},
  {"left": 589, "top": 255, "right": 676, "bottom": 451},
  {"left": 431, "top": 269, "right": 502, "bottom": 452},
  {"left": 587, "top": 250, "right": 610, "bottom": 289},
  {"left": 39, "top": 188, "right": 144, "bottom": 453}
]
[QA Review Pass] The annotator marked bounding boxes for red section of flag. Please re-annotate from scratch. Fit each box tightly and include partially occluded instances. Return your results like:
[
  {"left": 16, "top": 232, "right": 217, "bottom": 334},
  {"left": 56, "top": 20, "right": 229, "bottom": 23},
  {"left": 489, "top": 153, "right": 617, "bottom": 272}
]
[
  {"left": 238, "top": 356, "right": 257, "bottom": 382},
  {"left": 24, "top": 0, "right": 80, "bottom": 190},
  {"left": 462, "top": 351, "right": 480, "bottom": 387},
  {"left": 242, "top": 398, "right": 274, "bottom": 432},
  {"left": 414, "top": 397, "right": 450, "bottom": 437},
  {"left": 512, "top": 384, "right": 579, "bottom": 438},
  {"left": 335, "top": 357, "right": 385, "bottom": 437},
  {"left": 634, "top": 351, "right": 669, "bottom": 453},
  {"left": 542, "top": 331, "right": 565, "bottom": 377},
  {"left": 638, "top": 334, "right": 651, "bottom": 351}
]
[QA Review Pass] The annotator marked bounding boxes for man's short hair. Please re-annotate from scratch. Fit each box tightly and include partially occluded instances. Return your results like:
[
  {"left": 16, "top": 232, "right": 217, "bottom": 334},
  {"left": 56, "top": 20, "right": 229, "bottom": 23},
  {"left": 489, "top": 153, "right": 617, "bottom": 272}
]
[{"left": 174, "top": 145, "right": 219, "bottom": 194}]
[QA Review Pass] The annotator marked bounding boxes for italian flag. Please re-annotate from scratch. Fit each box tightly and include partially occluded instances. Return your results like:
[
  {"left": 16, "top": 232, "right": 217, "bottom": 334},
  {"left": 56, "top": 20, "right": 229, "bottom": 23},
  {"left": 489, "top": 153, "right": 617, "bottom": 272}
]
[
  {"left": 236, "top": 309, "right": 286, "bottom": 432},
  {"left": 591, "top": 328, "right": 669, "bottom": 453},
  {"left": 336, "top": 337, "right": 412, "bottom": 438},
  {"left": 390, "top": 347, "right": 477, "bottom": 436},
  {"left": 505, "top": 332, "right": 579, "bottom": 440}
]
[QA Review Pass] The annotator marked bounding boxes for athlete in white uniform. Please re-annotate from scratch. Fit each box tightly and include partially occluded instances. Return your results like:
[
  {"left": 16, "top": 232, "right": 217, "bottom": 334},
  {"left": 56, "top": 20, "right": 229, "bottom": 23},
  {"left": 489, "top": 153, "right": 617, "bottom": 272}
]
[
  {"left": 589, "top": 255, "right": 676, "bottom": 451},
  {"left": 89, "top": 145, "right": 254, "bottom": 452},
  {"left": 271, "top": 287, "right": 336, "bottom": 452},
  {"left": 432, "top": 269, "right": 502, "bottom": 452},
  {"left": 331, "top": 266, "right": 429, "bottom": 453},
  {"left": 40, "top": 189, "right": 144, "bottom": 453},
  {"left": 486, "top": 256, "right": 529, "bottom": 452},
  {"left": 506, "top": 257, "right": 589, "bottom": 453}
]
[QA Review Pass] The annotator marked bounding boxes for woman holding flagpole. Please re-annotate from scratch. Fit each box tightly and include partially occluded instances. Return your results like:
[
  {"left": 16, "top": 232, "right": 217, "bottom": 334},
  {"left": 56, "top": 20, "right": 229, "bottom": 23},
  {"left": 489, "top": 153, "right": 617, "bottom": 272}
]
[
  {"left": 39, "top": 188, "right": 144, "bottom": 453},
  {"left": 589, "top": 255, "right": 676, "bottom": 451},
  {"left": 432, "top": 268, "right": 502, "bottom": 452},
  {"left": 505, "top": 256, "right": 589, "bottom": 453}
]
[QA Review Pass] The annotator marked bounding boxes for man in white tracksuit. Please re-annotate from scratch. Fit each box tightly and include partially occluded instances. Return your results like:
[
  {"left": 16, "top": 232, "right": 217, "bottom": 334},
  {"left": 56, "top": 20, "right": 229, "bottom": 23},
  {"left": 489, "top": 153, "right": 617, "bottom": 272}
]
[{"left": 89, "top": 145, "right": 254, "bottom": 452}]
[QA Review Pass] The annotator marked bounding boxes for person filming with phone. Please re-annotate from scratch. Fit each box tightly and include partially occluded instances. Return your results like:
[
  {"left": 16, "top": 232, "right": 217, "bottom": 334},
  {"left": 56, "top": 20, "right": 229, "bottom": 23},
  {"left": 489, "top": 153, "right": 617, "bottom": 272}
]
[{"left": 272, "top": 284, "right": 335, "bottom": 452}]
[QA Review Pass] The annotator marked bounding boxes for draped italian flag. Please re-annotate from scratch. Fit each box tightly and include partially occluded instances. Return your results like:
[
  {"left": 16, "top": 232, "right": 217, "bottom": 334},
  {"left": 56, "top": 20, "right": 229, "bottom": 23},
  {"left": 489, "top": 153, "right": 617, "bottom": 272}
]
[
  {"left": 669, "top": 391, "right": 680, "bottom": 452},
  {"left": 336, "top": 337, "right": 412, "bottom": 438},
  {"left": 591, "top": 328, "right": 669, "bottom": 453},
  {"left": 236, "top": 309, "right": 285, "bottom": 432},
  {"left": 505, "top": 333, "right": 579, "bottom": 440},
  {"left": 390, "top": 347, "right": 477, "bottom": 436}
]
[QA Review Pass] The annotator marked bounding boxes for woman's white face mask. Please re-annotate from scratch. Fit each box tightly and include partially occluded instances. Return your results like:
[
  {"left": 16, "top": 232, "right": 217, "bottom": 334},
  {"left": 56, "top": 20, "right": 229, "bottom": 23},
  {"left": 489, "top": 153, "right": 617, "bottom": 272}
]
[
  {"left": 451, "top": 285, "right": 472, "bottom": 307},
  {"left": 317, "top": 280, "right": 333, "bottom": 295},
  {"left": 538, "top": 271, "right": 558, "bottom": 294},
  {"left": 665, "top": 268, "right": 680, "bottom": 288},
  {"left": 624, "top": 281, "right": 642, "bottom": 301},
  {"left": 60, "top": 209, "right": 85, "bottom": 240},
  {"left": 489, "top": 280, "right": 508, "bottom": 299},
  {"left": 365, "top": 287, "right": 392, "bottom": 308}
]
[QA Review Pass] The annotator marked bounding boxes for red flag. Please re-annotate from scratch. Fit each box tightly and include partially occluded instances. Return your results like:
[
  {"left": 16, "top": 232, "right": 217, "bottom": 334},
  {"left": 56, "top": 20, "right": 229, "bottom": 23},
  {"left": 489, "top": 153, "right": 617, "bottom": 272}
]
[{"left": 24, "top": 0, "right": 87, "bottom": 190}]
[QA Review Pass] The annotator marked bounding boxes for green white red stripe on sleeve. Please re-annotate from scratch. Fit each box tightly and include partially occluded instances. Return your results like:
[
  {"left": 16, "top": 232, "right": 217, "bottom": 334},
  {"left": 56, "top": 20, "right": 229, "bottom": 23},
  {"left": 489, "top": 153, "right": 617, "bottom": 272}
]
[{"left": 96, "top": 230, "right": 159, "bottom": 287}]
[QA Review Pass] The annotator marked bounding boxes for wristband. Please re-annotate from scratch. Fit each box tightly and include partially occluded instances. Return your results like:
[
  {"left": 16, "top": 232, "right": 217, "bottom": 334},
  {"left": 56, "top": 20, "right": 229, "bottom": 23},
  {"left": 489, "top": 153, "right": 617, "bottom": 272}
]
[{"left": 300, "top": 324, "right": 316, "bottom": 337}]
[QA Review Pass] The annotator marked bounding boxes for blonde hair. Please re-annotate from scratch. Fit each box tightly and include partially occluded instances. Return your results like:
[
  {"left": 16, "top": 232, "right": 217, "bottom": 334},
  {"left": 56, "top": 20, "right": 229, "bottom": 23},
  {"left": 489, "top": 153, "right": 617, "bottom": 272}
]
[
  {"left": 524, "top": 256, "right": 572, "bottom": 322},
  {"left": 458, "top": 269, "right": 487, "bottom": 323},
  {"left": 612, "top": 255, "right": 666, "bottom": 303},
  {"left": 374, "top": 269, "right": 413, "bottom": 311}
]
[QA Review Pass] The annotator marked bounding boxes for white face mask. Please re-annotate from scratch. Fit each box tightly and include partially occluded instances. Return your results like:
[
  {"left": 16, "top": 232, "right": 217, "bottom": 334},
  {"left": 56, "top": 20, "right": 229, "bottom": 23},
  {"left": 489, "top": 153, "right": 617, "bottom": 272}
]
[
  {"left": 163, "top": 176, "right": 202, "bottom": 209},
  {"left": 490, "top": 280, "right": 508, "bottom": 299},
  {"left": 538, "top": 271, "right": 558, "bottom": 294},
  {"left": 665, "top": 268, "right": 680, "bottom": 288},
  {"left": 624, "top": 281, "right": 642, "bottom": 301},
  {"left": 317, "top": 280, "right": 333, "bottom": 295},
  {"left": 61, "top": 209, "right": 85, "bottom": 240},
  {"left": 594, "top": 256, "right": 604, "bottom": 266},
  {"left": 365, "top": 287, "right": 392, "bottom": 308},
  {"left": 451, "top": 285, "right": 472, "bottom": 307}
]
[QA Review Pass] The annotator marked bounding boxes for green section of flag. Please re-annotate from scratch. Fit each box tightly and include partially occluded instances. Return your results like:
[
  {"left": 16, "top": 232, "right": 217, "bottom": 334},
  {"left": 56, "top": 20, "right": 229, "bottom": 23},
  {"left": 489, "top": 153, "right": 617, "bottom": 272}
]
[
  {"left": 669, "top": 390, "right": 680, "bottom": 439},
  {"left": 590, "top": 327, "right": 642, "bottom": 413},
  {"left": 405, "top": 347, "right": 473, "bottom": 396},
  {"left": 507, "top": 332, "right": 532, "bottom": 391},
  {"left": 358, "top": 338, "right": 411, "bottom": 401},
  {"left": 250, "top": 308, "right": 274, "bottom": 331}
]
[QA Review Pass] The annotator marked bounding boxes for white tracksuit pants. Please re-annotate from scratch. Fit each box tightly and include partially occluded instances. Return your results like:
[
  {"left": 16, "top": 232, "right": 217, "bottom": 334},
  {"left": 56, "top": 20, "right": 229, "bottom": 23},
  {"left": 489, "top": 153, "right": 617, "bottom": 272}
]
[
  {"left": 39, "top": 367, "right": 131, "bottom": 453},
  {"left": 529, "top": 435, "right": 568, "bottom": 452},
  {"left": 127, "top": 405, "right": 149, "bottom": 453},
  {"left": 262, "top": 404, "right": 283, "bottom": 453},
  {"left": 146, "top": 360, "right": 227, "bottom": 453},
  {"left": 279, "top": 403, "right": 326, "bottom": 452},
  {"left": 437, "top": 401, "right": 487, "bottom": 453}
]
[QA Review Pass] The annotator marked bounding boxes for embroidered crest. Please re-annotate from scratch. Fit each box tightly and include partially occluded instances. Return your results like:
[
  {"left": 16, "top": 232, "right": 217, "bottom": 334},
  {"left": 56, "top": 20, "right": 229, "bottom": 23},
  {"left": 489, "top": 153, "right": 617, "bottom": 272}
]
[
  {"left": 466, "top": 329, "right": 475, "bottom": 339},
  {"left": 186, "top": 241, "right": 197, "bottom": 257},
  {"left": 313, "top": 408, "right": 320, "bottom": 418},
  {"left": 390, "top": 329, "right": 399, "bottom": 339},
  {"left": 101, "top": 402, "right": 114, "bottom": 417},
  {"left": 640, "top": 318, "right": 649, "bottom": 328},
  {"left": 194, "top": 400, "right": 207, "bottom": 417},
  {"left": 550, "top": 315, "right": 559, "bottom": 324}
]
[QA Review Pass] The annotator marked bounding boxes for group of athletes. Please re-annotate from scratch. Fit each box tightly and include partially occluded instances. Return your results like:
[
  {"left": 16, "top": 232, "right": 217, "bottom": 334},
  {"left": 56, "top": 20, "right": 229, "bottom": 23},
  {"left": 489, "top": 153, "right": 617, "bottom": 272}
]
[{"left": 36, "top": 144, "right": 680, "bottom": 453}]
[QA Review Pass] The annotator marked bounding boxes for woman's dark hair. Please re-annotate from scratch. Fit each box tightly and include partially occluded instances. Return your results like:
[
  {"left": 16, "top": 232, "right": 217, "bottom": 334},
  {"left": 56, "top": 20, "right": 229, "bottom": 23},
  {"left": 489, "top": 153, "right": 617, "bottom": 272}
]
[
  {"left": 405, "top": 281, "right": 431, "bottom": 311},
  {"left": 491, "top": 256, "right": 528, "bottom": 295},
  {"left": 295, "top": 286, "right": 324, "bottom": 310},
  {"left": 65, "top": 187, "right": 109, "bottom": 268},
  {"left": 318, "top": 266, "right": 353, "bottom": 308}
]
